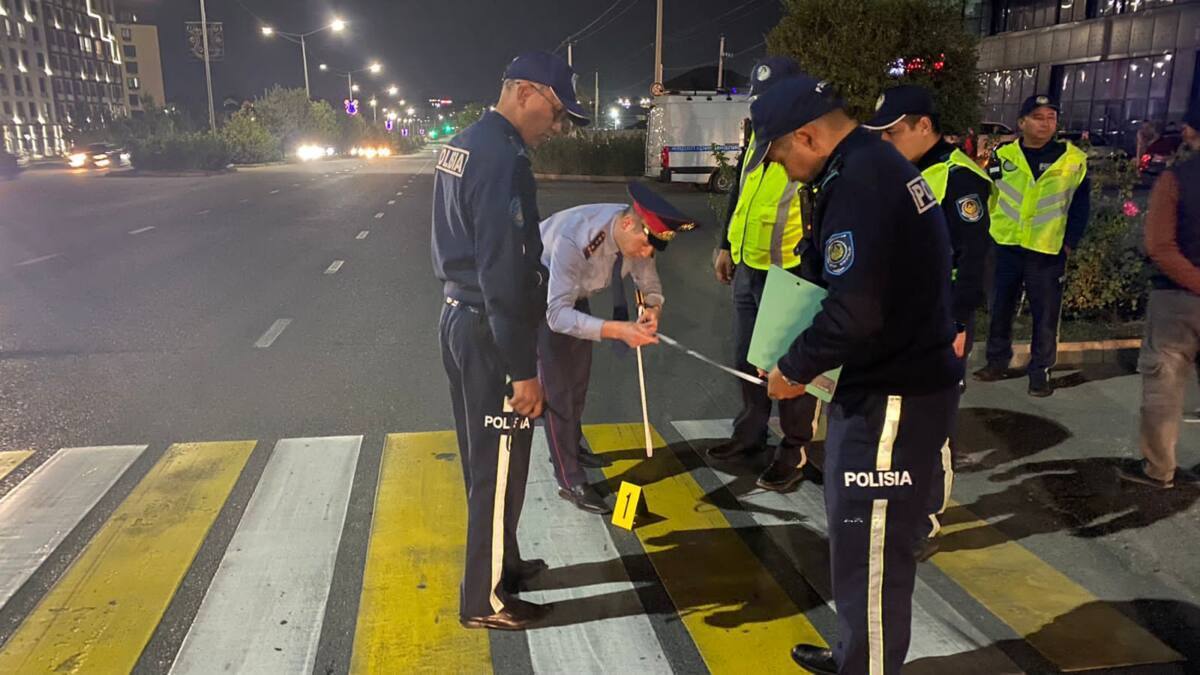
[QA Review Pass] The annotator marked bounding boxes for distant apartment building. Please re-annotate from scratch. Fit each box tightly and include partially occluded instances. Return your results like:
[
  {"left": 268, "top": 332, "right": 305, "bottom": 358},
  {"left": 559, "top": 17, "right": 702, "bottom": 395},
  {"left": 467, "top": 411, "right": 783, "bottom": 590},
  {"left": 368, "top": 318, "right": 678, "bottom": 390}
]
[
  {"left": 968, "top": 0, "right": 1200, "bottom": 150},
  {"left": 115, "top": 10, "right": 162, "bottom": 114},
  {"left": 42, "top": 0, "right": 126, "bottom": 133},
  {"left": 0, "top": 0, "right": 63, "bottom": 158}
]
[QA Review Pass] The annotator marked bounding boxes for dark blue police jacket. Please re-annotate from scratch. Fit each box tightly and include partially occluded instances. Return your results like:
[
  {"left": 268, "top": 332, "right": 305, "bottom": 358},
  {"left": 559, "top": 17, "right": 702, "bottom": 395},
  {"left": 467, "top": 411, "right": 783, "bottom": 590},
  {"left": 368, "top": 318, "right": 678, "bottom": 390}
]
[{"left": 431, "top": 110, "right": 548, "bottom": 381}]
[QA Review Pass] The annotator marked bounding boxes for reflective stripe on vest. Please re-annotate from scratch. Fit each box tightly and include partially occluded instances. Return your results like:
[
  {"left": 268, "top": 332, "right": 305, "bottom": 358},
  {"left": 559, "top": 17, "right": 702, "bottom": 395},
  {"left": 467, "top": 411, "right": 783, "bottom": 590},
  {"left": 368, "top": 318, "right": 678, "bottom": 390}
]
[
  {"left": 988, "top": 141, "right": 1087, "bottom": 255},
  {"left": 728, "top": 130, "right": 805, "bottom": 269}
]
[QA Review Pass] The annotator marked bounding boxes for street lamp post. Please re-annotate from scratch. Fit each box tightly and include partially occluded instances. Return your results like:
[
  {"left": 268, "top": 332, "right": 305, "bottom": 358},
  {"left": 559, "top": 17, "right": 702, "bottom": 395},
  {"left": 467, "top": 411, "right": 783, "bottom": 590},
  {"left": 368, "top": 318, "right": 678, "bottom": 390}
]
[
  {"left": 319, "top": 62, "right": 382, "bottom": 104},
  {"left": 261, "top": 19, "right": 345, "bottom": 98}
]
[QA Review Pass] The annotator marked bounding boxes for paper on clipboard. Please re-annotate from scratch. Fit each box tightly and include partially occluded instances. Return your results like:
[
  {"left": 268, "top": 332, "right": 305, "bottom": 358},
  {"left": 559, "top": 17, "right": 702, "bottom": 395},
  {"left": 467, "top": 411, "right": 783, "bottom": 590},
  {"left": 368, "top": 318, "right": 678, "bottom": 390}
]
[{"left": 747, "top": 265, "right": 841, "bottom": 403}]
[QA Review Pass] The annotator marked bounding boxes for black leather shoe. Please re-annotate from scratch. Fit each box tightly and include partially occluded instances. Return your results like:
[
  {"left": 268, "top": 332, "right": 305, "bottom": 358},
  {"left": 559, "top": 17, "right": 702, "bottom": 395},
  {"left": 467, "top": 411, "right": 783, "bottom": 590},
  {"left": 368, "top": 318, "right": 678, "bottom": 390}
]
[
  {"left": 756, "top": 459, "right": 806, "bottom": 493},
  {"left": 1116, "top": 458, "right": 1174, "bottom": 489},
  {"left": 790, "top": 643, "right": 837, "bottom": 674},
  {"left": 577, "top": 451, "right": 610, "bottom": 468},
  {"left": 707, "top": 439, "right": 755, "bottom": 461},
  {"left": 914, "top": 536, "right": 940, "bottom": 563},
  {"left": 502, "top": 558, "right": 549, "bottom": 594},
  {"left": 461, "top": 599, "right": 550, "bottom": 631},
  {"left": 558, "top": 484, "right": 611, "bottom": 514},
  {"left": 1028, "top": 372, "right": 1053, "bottom": 398},
  {"left": 972, "top": 364, "right": 1009, "bottom": 382}
]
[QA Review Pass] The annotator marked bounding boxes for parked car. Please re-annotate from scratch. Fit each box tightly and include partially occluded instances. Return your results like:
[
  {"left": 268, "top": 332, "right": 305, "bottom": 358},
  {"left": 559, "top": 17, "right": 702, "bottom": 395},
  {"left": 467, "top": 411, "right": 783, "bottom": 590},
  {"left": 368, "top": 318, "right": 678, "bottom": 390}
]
[
  {"left": 68, "top": 143, "right": 131, "bottom": 169},
  {"left": 1140, "top": 132, "right": 1183, "bottom": 180},
  {"left": 0, "top": 150, "right": 20, "bottom": 180}
]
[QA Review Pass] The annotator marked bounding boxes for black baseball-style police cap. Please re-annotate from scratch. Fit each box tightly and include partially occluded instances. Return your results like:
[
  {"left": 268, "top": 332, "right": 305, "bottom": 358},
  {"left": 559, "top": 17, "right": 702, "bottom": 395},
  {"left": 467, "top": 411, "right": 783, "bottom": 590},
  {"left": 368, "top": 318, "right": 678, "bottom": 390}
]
[
  {"left": 748, "top": 56, "right": 801, "bottom": 98},
  {"left": 864, "top": 85, "right": 937, "bottom": 130},
  {"left": 1019, "top": 94, "right": 1059, "bottom": 118},
  {"left": 745, "top": 73, "right": 845, "bottom": 174},
  {"left": 628, "top": 181, "right": 697, "bottom": 251},
  {"left": 503, "top": 51, "right": 591, "bottom": 126}
]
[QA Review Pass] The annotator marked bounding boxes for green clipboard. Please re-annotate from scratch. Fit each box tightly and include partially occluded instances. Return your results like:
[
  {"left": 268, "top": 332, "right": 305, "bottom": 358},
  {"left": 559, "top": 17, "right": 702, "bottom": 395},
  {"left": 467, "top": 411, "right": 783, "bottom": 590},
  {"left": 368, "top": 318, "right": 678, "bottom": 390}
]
[{"left": 747, "top": 265, "right": 842, "bottom": 403}]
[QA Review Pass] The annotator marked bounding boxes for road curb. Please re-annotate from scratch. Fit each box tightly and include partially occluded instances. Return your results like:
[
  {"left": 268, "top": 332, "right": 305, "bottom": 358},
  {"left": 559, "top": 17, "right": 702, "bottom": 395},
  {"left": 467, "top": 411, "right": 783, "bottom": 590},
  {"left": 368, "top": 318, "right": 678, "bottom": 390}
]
[
  {"left": 107, "top": 168, "right": 237, "bottom": 178},
  {"left": 971, "top": 338, "right": 1142, "bottom": 369},
  {"left": 533, "top": 173, "right": 645, "bottom": 183}
]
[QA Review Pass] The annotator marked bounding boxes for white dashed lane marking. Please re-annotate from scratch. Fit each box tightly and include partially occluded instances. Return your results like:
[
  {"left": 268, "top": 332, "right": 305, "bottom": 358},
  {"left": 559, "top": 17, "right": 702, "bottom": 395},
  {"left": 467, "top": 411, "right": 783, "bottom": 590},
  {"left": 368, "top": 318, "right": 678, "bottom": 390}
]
[
  {"left": 254, "top": 319, "right": 292, "bottom": 348},
  {"left": 128, "top": 226, "right": 155, "bottom": 235},
  {"left": 15, "top": 253, "right": 61, "bottom": 267},
  {"left": 324, "top": 260, "right": 344, "bottom": 275},
  {"left": 356, "top": 231, "right": 369, "bottom": 240},
  {"left": 270, "top": 189, "right": 281, "bottom": 194},
  {"left": 374, "top": 212, "right": 385, "bottom": 219}
]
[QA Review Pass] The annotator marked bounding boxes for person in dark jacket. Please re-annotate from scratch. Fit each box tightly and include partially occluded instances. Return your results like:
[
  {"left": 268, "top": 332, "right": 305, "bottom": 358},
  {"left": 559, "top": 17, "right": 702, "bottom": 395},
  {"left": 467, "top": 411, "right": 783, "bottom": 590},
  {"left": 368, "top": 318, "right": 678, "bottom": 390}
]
[
  {"left": 432, "top": 51, "right": 589, "bottom": 632},
  {"left": 746, "top": 73, "right": 962, "bottom": 674}
]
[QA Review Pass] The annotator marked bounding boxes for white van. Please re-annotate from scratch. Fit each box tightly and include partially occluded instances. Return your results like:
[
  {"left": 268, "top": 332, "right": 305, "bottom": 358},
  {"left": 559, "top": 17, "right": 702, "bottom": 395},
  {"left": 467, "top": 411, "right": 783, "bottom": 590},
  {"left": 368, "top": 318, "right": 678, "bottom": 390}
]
[{"left": 644, "top": 92, "right": 747, "bottom": 192}]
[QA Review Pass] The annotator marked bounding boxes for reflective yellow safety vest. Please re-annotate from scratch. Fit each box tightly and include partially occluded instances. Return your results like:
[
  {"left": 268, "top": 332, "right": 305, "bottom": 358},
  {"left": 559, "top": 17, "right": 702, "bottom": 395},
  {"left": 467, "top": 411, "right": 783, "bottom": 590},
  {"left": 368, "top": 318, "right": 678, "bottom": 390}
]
[
  {"left": 989, "top": 141, "right": 1088, "bottom": 255},
  {"left": 921, "top": 147, "right": 991, "bottom": 204},
  {"left": 727, "top": 130, "right": 805, "bottom": 270}
]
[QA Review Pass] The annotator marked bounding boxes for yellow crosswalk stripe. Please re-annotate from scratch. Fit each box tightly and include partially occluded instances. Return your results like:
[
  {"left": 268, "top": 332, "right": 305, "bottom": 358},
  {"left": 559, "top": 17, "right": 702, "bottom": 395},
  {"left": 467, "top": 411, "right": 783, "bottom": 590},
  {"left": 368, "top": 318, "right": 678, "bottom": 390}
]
[
  {"left": 934, "top": 500, "right": 1182, "bottom": 671},
  {"left": 586, "top": 423, "right": 826, "bottom": 672},
  {"left": 0, "top": 451, "right": 32, "bottom": 482},
  {"left": 0, "top": 441, "right": 255, "bottom": 673},
  {"left": 351, "top": 432, "right": 491, "bottom": 674}
]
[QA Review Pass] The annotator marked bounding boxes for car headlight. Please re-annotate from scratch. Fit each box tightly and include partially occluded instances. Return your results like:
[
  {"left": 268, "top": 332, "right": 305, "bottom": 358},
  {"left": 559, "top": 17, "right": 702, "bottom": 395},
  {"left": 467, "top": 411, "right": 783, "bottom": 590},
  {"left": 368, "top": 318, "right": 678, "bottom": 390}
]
[{"left": 69, "top": 153, "right": 87, "bottom": 167}]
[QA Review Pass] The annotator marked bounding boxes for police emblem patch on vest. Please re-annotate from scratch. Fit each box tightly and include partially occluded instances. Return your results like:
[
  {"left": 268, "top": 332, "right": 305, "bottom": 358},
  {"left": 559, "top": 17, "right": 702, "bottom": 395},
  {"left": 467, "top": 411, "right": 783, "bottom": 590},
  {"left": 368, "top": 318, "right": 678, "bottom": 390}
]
[
  {"left": 583, "top": 231, "right": 606, "bottom": 259},
  {"left": 436, "top": 146, "right": 469, "bottom": 177},
  {"left": 825, "top": 231, "right": 854, "bottom": 276},
  {"left": 956, "top": 194, "right": 983, "bottom": 222},
  {"left": 906, "top": 176, "right": 938, "bottom": 214}
]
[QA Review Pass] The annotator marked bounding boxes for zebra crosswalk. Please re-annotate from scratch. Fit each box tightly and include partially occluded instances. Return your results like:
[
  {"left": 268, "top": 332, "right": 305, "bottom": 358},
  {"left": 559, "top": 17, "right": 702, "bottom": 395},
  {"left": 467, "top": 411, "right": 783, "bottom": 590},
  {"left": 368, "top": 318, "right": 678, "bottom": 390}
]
[{"left": 0, "top": 421, "right": 1185, "bottom": 674}]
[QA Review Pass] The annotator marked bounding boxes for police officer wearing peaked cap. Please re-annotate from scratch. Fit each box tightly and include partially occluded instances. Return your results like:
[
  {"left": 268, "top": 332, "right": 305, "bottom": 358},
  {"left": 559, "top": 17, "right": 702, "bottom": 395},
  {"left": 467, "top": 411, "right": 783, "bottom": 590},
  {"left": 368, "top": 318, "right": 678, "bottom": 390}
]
[
  {"left": 865, "top": 84, "right": 994, "bottom": 561},
  {"left": 432, "top": 50, "right": 589, "bottom": 632},
  {"left": 538, "top": 182, "right": 697, "bottom": 514},
  {"left": 711, "top": 55, "right": 822, "bottom": 494},
  {"left": 746, "top": 73, "right": 962, "bottom": 673},
  {"left": 974, "top": 94, "right": 1090, "bottom": 397}
]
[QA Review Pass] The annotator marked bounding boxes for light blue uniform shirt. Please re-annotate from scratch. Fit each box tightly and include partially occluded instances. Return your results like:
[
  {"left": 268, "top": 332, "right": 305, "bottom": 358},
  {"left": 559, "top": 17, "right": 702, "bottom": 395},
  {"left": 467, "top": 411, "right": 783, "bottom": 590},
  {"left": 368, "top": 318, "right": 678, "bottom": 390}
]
[{"left": 540, "top": 203, "right": 665, "bottom": 341}]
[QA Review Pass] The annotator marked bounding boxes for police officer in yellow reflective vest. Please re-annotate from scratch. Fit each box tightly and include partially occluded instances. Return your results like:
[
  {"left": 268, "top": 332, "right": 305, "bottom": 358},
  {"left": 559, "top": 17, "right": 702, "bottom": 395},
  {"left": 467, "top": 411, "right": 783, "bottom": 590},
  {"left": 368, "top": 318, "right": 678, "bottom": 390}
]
[
  {"left": 974, "top": 95, "right": 1090, "bottom": 397},
  {"left": 866, "top": 85, "right": 992, "bottom": 561},
  {"left": 711, "top": 56, "right": 819, "bottom": 491}
]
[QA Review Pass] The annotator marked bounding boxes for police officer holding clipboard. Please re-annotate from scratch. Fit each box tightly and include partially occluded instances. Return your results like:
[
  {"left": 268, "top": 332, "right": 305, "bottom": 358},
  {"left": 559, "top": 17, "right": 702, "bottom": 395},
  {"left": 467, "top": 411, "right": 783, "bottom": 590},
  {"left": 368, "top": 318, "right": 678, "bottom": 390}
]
[
  {"left": 746, "top": 72, "right": 962, "bottom": 673},
  {"left": 432, "top": 51, "right": 589, "bottom": 631}
]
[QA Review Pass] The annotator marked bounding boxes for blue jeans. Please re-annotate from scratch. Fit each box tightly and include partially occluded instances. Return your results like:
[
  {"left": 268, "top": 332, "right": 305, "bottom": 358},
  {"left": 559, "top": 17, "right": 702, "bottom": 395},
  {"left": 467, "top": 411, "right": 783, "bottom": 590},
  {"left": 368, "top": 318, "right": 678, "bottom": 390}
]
[{"left": 985, "top": 244, "right": 1066, "bottom": 381}]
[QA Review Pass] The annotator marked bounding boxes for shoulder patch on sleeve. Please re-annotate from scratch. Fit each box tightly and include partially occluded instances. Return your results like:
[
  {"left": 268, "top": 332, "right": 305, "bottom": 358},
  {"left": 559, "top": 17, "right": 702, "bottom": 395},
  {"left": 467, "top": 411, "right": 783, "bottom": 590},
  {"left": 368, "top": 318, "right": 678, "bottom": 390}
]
[
  {"left": 582, "top": 231, "right": 606, "bottom": 260},
  {"left": 906, "top": 176, "right": 938, "bottom": 214},
  {"left": 824, "top": 231, "right": 855, "bottom": 276},
  {"left": 955, "top": 194, "right": 984, "bottom": 222},
  {"left": 435, "top": 145, "right": 470, "bottom": 177}
]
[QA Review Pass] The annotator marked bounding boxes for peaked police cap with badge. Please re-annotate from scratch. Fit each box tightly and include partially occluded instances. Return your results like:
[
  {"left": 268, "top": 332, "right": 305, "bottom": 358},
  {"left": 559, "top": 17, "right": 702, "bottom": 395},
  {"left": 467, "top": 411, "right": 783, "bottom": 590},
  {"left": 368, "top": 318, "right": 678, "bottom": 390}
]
[
  {"left": 503, "top": 51, "right": 592, "bottom": 126},
  {"left": 863, "top": 85, "right": 937, "bottom": 131},
  {"left": 1019, "top": 94, "right": 1059, "bottom": 118},
  {"left": 628, "top": 182, "right": 698, "bottom": 251},
  {"left": 749, "top": 56, "right": 801, "bottom": 99},
  {"left": 745, "top": 72, "right": 845, "bottom": 174}
]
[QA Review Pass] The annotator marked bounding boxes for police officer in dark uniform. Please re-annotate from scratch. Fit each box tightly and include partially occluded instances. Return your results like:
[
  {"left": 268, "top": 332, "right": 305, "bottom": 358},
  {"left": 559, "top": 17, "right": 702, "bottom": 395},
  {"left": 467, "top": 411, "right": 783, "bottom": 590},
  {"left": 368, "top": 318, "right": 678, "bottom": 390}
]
[
  {"left": 865, "top": 85, "right": 994, "bottom": 560},
  {"left": 747, "top": 73, "right": 962, "bottom": 673},
  {"left": 432, "top": 51, "right": 590, "bottom": 631}
]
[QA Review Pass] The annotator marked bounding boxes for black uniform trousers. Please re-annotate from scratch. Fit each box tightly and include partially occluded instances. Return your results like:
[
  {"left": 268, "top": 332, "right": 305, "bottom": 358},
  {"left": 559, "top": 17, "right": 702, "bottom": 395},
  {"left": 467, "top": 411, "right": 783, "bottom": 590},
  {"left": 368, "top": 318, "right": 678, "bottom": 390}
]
[
  {"left": 985, "top": 244, "right": 1066, "bottom": 381},
  {"left": 439, "top": 302, "right": 533, "bottom": 619},
  {"left": 823, "top": 386, "right": 959, "bottom": 674},
  {"left": 922, "top": 319, "right": 973, "bottom": 539},
  {"left": 732, "top": 263, "right": 818, "bottom": 464},
  {"left": 537, "top": 299, "right": 593, "bottom": 491}
]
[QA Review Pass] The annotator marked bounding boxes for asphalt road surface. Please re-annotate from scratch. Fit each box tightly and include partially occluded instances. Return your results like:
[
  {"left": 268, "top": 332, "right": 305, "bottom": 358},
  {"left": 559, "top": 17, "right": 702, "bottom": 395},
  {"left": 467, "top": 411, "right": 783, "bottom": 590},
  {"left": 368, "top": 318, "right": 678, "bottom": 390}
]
[{"left": 0, "top": 152, "right": 1197, "bottom": 674}]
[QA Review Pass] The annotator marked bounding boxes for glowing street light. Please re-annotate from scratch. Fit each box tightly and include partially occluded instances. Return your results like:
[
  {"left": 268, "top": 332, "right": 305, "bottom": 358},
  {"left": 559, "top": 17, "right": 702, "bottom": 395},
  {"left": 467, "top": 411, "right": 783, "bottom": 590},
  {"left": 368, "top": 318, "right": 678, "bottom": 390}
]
[
  {"left": 368, "top": 62, "right": 382, "bottom": 74},
  {"left": 259, "top": 18, "right": 347, "bottom": 98},
  {"left": 388, "top": 85, "right": 399, "bottom": 97},
  {"left": 351, "top": 84, "right": 360, "bottom": 92},
  {"left": 406, "top": 106, "right": 415, "bottom": 116}
]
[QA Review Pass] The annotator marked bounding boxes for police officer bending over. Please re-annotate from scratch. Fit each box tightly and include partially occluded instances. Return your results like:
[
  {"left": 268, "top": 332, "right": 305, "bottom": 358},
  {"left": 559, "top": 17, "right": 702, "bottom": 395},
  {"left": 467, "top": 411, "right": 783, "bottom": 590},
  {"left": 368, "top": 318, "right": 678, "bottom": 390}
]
[
  {"left": 747, "top": 73, "right": 962, "bottom": 673},
  {"left": 539, "top": 183, "right": 696, "bottom": 514},
  {"left": 432, "top": 51, "right": 590, "bottom": 631},
  {"left": 866, "top": 85, "right": 993, "bottom": 561}
]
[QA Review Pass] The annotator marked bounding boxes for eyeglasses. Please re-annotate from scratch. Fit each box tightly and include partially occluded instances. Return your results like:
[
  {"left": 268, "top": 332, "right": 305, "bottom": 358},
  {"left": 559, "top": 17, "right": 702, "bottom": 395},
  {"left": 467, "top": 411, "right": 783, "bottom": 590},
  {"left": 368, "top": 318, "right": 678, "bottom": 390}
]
[{"left": 530, "top": 84, "right": 567, "bottom": 123}]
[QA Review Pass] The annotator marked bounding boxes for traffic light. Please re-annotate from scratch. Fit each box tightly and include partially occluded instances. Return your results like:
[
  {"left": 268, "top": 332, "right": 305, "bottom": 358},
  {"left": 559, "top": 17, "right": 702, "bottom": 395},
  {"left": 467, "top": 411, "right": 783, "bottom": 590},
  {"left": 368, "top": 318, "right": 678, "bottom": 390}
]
[
  {"left": 443, "top": 124, "right": 452, "bottom": 133},
  {"left": 429, "top": 130, "right": 439, "bottom": 140}
]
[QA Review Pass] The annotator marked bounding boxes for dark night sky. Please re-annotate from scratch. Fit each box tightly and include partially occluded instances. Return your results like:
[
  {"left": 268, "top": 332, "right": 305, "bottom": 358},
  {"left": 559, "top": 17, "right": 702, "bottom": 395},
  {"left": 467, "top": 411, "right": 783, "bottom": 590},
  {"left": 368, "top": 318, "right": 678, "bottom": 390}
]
[{"left": 122, "top": 0, "right": 781, "bottom": 113}]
